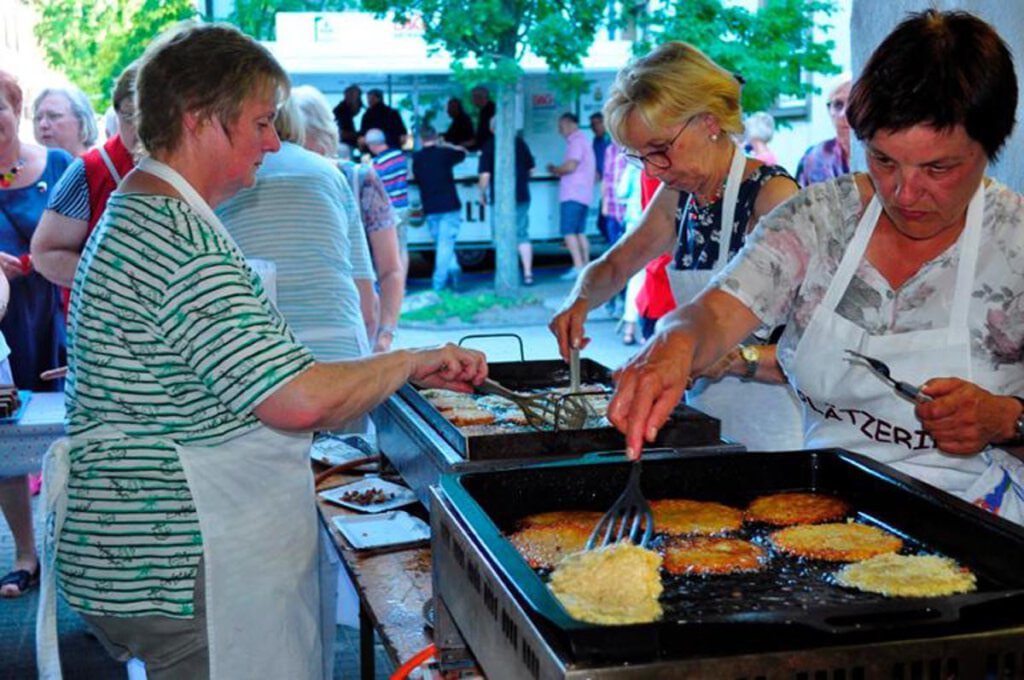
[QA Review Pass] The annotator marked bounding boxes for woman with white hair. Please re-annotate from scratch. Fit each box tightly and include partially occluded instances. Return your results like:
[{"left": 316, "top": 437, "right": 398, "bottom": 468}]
[
  {"left": 32, "top": 85, "right": 97, "bottom": 157},
  {"left": 292, "top": 84, "right": 405, "bottom": 353},
  {"left": 744, "top": 111, "right": 778, "bottom": 166}
]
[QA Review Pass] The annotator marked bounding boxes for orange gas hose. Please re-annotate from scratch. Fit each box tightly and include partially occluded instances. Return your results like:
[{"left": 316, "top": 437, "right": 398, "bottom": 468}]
[{"left": 389, "top": 643, "right": 437, "bottom": 680}]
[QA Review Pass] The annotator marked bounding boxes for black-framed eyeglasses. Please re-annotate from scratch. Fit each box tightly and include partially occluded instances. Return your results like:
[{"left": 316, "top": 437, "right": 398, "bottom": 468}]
[
  {"left": 827, "top": 98, "right": 847, "bottom": 115},
  {"left": 624, "top": 117, "right": 695, "bottom": 170}
]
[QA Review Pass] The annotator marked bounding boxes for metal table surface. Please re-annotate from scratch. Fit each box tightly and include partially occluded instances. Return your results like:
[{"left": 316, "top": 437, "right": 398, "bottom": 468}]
[{"left": 1, "top": 391, "right": 65, "bottom": 476}]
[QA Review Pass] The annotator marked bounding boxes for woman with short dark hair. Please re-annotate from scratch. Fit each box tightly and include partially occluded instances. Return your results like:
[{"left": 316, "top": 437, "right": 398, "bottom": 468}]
[{"left": 609, "top": 10, "right": 1024, "bottom": 525}]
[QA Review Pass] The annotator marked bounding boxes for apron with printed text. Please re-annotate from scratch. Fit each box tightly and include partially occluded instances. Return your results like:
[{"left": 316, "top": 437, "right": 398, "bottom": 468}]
[
  {"left": 782, "top": 183, "right": 1024, "bottom": 523},
  {"left": 667, "top": 145, "right": 803, "bottom": 451}
]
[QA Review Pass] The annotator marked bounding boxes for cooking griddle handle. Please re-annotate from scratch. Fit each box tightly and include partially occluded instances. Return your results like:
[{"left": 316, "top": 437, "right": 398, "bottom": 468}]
[
  {"left": 458, "top": 333, "right": 526, "bottom": 362},
  {"left": 816, "top": 605, "right": 953, "bottom": 633}
]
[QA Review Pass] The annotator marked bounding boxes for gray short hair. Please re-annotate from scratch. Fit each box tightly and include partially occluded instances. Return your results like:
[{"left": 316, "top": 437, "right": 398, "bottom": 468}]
[
  {"left": 744, "top": 111, "right": 775, "bottom": 143},
  {"left": 290, "top": 85, "right": 340, "bottom": 157},
  {"left": 34, "top": 86, "right": 98, "bottom": 148}
]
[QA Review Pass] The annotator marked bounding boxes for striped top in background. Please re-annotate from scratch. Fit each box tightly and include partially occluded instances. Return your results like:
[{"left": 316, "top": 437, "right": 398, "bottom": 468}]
[
  {"left": 218, "top": 142, "right": 375, "bottom": 362},
  {"left": 46, "top": 160, "right": 90, "bottom": 219},
  {"left": 371, "top": 148, "right": 409, "bottom": 209},
  {"left": 59, "top": 193, "right": 314, "bottom": 617}
]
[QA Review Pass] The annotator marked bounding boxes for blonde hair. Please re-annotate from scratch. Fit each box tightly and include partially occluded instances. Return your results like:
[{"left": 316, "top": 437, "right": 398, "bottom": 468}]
[
  {"left": 604, "top": 42, "right": 742, "bottom": 146},
  {"left": 274, "top": 95, "right": 305, "bottom": 145},
  {"left": 290, "top": 85, "right": 339, "bottom": 157}
]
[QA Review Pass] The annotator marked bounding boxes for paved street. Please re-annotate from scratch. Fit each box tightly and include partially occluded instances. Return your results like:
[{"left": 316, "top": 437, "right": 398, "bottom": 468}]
[{"left": 394, "top": 262, "right": 643, "bottom": 371}]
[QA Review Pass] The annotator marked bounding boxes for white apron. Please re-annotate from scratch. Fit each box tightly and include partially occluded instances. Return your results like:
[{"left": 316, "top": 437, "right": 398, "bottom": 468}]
[
  {"left": 38, "top": 157, "right": 330, "bottom": 679},
  {"left": 783, "top": 183, "right": 1024, "bottom": 523},
  {"left": 667, "top": 146, "right": 803, "bottom": 451}
]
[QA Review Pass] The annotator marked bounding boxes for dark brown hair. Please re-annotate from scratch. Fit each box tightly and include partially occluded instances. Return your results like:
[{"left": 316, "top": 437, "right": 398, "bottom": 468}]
[
  {"left": 135, "top": 21, "right": 288, "bottom": 155},
  {"left": 847, "top": 10, "right": 1017, "bottom": 160}
]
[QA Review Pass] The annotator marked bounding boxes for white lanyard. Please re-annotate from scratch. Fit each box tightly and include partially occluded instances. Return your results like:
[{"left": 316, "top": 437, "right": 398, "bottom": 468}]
[{"left": 136, "top": 157, "right": 238, "bottom": 245}]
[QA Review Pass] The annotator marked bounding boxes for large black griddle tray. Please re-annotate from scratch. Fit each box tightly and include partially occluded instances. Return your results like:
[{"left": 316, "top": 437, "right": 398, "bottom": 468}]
[
  {"left": 439, "top": 449, "right": 1024, "bottom": 661},
  {"left": 400, "top": 358, "right": 722, "bottom": 460}
]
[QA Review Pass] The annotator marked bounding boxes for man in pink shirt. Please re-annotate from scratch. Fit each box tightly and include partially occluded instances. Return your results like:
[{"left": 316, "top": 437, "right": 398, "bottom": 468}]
[{"left": 546, "top": 113, "right": 595, "bottom": 280}]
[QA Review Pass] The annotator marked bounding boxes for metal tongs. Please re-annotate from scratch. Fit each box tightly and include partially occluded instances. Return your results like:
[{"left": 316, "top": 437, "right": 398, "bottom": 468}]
[
  {"left": 586, "top": 461, "right": 654, "bottom": 549},
  {"left": 844, "top": 349, "right": 931, "bottom": 402},
  {"left": 476, "top": 378, "right": 589, "bottom": 431}
]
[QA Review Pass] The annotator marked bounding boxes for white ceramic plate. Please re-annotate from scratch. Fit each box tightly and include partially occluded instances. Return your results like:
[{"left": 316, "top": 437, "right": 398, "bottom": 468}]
[
  {"left": 332, "top": 510, "right": 430, "bottom": 550},
  {"left": 310, "top": 433, "right": 377, "bottom": 468},
  {"left": 319, "top": 477, "right": 417, "bottom": 513}
]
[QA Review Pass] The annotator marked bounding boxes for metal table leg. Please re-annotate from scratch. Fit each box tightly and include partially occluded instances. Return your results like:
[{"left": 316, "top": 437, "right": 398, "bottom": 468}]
[{"left": 359, "top": 602, "right": 375, "bottom": 680}]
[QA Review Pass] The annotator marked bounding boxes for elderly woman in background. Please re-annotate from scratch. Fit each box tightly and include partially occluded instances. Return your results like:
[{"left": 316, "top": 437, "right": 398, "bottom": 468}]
[
  {"left": 33, "top": 63, "right": 139, "bottom": 313},
  {"left": 293, "top": 84, "right": 405, "bottom": 353},
  {"left": 609, "top": 11, "right": 1024, "bottom": 525},
  {"left": 744, "top": 111, "right": 778, "bottom": 166},
  {"left": 796, "top": 77, "right": 851, "bottom": 187},
  {"left": 217, "top": 96, "right": 378, "bottom": 433},
  {"left": 32, "top": 84, "right": 97, "bottom": 158},
  {"left": 0, "top": 70, "right": 71, "bottom": 599},
  {"left": 550, "top": 41, "right": 802, "bottom": 451},
  {"left": 36, "top": 23, "right": 486, "bottom": 679}
]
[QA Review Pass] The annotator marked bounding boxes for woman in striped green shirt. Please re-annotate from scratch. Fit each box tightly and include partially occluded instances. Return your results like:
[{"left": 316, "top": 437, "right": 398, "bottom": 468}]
[{"left": 39, "top": 22, "right": 487, "bottom": 680}]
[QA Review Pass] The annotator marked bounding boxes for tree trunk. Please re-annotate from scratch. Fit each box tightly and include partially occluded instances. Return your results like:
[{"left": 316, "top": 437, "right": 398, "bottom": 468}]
[{"left": 492, "top": 80, "right": 519, "bottom": 297}]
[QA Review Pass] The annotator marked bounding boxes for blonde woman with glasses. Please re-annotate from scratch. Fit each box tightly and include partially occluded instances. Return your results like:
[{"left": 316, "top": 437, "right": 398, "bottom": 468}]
[{"left": 550, "top": 41, "right": 802, "bottom": 451}]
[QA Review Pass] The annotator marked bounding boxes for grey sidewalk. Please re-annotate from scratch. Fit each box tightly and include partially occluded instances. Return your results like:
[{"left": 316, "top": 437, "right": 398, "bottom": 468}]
[{"left": 395, "top": 264, "right": 642, "bottom": 370}]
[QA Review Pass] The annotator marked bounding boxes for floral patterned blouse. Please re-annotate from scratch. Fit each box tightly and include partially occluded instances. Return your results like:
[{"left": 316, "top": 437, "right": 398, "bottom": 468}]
[
  {"left": 338, "top": 160, "right": 397, "bottom": 234},
  {"left": 713, "top": 174, "right": 1024, "bottom": 396},
  {"left": 674, "top": 164, "right": 794, "bottom": 271}
]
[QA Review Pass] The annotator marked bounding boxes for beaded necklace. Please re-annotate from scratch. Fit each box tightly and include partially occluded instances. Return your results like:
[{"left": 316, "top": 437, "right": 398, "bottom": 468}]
[{"left": 0, "top": 159, "right": 23, "bottom": 189}]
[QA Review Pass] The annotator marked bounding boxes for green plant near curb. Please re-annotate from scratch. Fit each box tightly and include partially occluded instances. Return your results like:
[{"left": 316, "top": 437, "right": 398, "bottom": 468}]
[{"left": 401, "top": 290, "right": 539, "bottom": 324}]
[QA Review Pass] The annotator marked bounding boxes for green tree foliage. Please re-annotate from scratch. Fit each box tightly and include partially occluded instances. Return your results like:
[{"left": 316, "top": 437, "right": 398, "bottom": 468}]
[
  {"left": 30, "top": 0, "right": 197, "bottom": 112},
  {"left": 632, "top": 0, "right": 840, "bottom": 114}
]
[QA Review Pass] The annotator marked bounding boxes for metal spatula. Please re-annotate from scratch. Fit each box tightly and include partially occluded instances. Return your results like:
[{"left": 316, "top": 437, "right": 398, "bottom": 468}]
[
  {"left": 476, "top": 378, "right": 589, "bottom": 431},
  {"left": 844, "top": 349, "right": 931, "bottom": 402},
  {"left": 586, "top": 462, "right": 654, "bottom": 549}
]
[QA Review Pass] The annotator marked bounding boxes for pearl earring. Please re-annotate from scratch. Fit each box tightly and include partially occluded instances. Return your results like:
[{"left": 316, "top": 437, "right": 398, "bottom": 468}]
[{"left": 710, "top": 133, "right": 719, "bottom": 142}]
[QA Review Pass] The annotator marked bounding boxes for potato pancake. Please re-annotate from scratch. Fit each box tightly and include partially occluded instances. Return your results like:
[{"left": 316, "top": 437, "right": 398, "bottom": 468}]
[
  {"left": 508, "top": 523, "right": 591, "bottom": 569},
  {"left": 518, "top": 510, "right": 603, "bottom": 529},
  {"left": 770, "top": 523, "right": 902, "bottom": 561},
  {"left": 651, "top": 499, "right": 744, "bottom": 536},
  {"left": 420, "top": 388, "right": 477, "bottom": 412},
  {"left": 745, "top": 492, "right": 850, "bottom": 526},
  {"left": 445, "top": 408, "right": 497, "bottom": 426},
  {"left": 662, "top": 537, "right": 766, "bottom": 575},
  {"left": 834, "top": 553, "right": 977, "bottom": 597},
  {"left": 549, "top": 543, "right": 663, "bottom": 624}
]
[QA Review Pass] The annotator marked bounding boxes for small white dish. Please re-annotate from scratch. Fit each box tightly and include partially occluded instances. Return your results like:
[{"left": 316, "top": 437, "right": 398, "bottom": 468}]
[
  {"left": 319, "top": 477, "right": 417, "bottom": 513},
  {"left": 310, "top": 433, "right": 377, "bottom": 468},
  {"left": 332, "top": 510, "right": 430, "bottom": 550}
]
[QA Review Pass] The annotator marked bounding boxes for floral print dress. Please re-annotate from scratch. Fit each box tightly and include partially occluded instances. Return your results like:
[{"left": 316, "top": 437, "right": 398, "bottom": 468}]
[{"left": 713, "top": 174, "right": 1024, "bottom": 518}]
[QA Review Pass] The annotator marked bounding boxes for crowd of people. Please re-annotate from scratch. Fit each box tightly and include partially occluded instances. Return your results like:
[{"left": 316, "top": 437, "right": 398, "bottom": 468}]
[{"left": 1, "top": 7, "right": 1023, "bottom": 678}]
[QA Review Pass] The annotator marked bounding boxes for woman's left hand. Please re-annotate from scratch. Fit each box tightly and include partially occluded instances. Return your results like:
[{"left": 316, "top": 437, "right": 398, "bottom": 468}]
[
  {"left": 408, "top": 343, "right": 488, "bottom": 392},
  {"left": 917, "top": 377, "right": 1021, "bottom": 454}
]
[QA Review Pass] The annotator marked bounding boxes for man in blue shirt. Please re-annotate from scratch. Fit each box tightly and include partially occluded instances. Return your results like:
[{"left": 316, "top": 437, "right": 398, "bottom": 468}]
[{"left": 411, "top": 125, "right": 466, "bottom": 291}]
